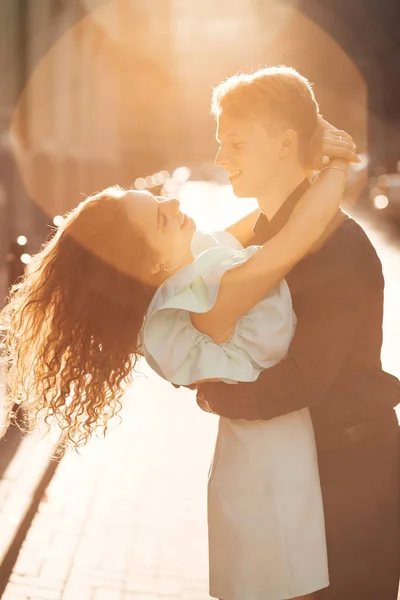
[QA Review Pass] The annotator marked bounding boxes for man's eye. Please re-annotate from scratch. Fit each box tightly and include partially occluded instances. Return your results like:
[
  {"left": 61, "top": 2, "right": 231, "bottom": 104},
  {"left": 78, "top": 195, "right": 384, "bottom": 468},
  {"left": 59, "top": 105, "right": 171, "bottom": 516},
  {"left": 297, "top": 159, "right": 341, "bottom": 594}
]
[
  {"left": 232, "top": 142, "right": 245, "bottom": 149},
  {"left": 162, "top": 214, "right": 167, "bottom": 226}
]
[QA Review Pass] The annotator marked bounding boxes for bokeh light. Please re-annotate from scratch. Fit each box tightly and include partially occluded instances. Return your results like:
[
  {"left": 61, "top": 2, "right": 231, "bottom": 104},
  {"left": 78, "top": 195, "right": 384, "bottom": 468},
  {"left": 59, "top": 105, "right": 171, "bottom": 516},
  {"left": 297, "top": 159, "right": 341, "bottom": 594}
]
[
  {"left": 20, "top": 253, "right": 32, "bottom": 265},
  {"left": 374, "top": 195, "right": 389, "bottom": 210},
  {"left": 53, "top": 215, "right": 64, "bottom": 227},
  {"left": 134, "top": 178, "right": 147, "bottom": 191},
  {"left": 145, "top": 176, "right": 155, "bottom": 189},
  {"left": 173, "top": 166, "right": 191, "bottom": 183},
  {"left": 154, "top": 172, "right": 166, "bottom": 185}
]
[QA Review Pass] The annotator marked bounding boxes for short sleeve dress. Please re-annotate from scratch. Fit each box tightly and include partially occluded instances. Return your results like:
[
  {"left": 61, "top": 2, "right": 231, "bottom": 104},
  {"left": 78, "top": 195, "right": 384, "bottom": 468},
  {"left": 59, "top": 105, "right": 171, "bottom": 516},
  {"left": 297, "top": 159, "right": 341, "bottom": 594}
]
[{"left": 142, "top": 230, "right": 329, "bottom": 600}]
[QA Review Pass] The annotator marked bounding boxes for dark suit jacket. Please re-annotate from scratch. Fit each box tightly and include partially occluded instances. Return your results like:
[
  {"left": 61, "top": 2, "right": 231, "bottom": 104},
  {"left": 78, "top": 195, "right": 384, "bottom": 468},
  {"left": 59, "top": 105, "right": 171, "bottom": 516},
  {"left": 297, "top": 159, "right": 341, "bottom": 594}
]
[{"left": 197, "top": 180, "right": 400, "bottom": 443}]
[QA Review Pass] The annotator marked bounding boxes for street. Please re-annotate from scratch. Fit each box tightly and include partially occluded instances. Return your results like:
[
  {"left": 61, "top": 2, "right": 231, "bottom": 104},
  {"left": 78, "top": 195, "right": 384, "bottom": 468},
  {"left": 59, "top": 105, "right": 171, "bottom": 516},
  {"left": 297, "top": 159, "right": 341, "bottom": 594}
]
[{"left": 2, "top": 181, "right": 400, "bottom": 600}]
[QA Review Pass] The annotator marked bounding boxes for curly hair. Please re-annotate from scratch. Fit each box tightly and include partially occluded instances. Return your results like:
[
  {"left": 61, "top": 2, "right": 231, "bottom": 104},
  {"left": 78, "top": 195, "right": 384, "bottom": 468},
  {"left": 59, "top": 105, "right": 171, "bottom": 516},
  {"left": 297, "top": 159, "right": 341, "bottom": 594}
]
[{"left": 0, "top": 186, "right": 156, "bottom": 451}]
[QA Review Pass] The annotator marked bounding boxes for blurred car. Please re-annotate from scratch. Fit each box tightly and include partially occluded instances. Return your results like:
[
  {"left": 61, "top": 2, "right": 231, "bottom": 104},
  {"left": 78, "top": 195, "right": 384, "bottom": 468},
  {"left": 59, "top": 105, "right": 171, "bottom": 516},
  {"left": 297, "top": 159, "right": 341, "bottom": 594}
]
[{"left": 369, "top": 173, "right": 400, "bottom": 225}]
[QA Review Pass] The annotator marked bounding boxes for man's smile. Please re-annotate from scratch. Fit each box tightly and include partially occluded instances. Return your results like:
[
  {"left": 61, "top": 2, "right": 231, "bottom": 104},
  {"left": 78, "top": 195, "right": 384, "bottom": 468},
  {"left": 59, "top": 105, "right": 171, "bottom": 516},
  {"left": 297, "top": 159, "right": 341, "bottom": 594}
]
[{"left": 228, "top": 169, "right": 243, "bottom": 182}]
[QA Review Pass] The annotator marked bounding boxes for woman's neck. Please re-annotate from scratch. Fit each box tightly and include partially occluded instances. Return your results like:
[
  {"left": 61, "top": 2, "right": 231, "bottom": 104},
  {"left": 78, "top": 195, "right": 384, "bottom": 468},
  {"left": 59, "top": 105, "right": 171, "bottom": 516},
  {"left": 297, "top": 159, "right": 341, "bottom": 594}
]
[{"left": 158, "top": 252, "right": 195, "bottom": 283}]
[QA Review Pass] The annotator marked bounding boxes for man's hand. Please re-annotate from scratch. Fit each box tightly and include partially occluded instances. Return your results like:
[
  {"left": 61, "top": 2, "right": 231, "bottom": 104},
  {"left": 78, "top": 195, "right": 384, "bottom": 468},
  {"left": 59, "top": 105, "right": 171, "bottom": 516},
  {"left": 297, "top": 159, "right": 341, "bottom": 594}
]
[
  {"left": 171, "top": 378, "right": 221, "bottom": 391},
  {"left": 172, "top": 383, "right": 197, "bottom": 390}
]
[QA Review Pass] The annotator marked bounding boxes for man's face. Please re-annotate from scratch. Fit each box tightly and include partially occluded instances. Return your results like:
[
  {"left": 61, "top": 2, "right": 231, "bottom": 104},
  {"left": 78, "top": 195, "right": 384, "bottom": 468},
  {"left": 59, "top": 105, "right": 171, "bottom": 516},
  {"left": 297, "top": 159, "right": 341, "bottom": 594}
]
[{"left": 215, "top": 112, "right": 283, "bottom": 199}]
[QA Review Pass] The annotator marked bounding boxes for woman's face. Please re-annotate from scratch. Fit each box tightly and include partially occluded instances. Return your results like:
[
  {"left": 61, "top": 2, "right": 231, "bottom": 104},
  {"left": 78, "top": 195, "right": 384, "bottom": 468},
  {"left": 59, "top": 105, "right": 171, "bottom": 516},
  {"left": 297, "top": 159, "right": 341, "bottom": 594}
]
[{"left": 123, "top": 190, "right": 196, "bottom": 276}]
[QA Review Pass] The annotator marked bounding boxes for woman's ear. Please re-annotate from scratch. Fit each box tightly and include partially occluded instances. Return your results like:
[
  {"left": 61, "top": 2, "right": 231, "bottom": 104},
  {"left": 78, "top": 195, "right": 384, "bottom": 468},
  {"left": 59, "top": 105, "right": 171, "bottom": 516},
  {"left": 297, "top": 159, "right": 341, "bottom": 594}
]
[
  {"left": 146, "top": 246, "right": 163, "bottom": 276},
  {"left": 150, "top": 261, "right": 162, "bottom": 276}
]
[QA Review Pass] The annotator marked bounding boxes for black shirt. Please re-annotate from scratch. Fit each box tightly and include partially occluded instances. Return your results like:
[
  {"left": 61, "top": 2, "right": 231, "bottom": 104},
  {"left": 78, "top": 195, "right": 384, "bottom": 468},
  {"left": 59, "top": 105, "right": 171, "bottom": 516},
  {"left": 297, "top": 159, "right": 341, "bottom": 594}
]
[{"left": 197, "top": 180, "right": 400, "bottom": 439}]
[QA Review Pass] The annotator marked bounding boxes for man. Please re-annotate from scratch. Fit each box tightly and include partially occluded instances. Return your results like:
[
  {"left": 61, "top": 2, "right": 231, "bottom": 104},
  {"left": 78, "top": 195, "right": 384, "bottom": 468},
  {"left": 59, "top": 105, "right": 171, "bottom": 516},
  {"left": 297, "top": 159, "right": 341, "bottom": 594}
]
[{"left": 197, "top": 66, "right": 400, "bottom": 599}]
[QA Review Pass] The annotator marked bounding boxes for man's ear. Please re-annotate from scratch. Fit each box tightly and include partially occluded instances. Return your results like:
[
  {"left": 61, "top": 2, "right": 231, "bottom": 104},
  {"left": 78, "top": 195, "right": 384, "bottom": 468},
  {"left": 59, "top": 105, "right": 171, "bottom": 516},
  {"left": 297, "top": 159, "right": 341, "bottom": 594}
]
[{"left": 279, "top": 129, "right": 298, "bottom": 157}]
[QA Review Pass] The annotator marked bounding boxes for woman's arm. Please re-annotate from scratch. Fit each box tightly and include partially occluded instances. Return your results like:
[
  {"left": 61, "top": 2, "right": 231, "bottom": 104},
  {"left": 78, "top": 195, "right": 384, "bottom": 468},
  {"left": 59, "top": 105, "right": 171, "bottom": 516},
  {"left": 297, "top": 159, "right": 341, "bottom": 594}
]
[
  {"left": 225, "top": 208, "right": 260, "bottom": 246},
  {"left": 190, "top": 159, "right": 348, "bottom": 343}
]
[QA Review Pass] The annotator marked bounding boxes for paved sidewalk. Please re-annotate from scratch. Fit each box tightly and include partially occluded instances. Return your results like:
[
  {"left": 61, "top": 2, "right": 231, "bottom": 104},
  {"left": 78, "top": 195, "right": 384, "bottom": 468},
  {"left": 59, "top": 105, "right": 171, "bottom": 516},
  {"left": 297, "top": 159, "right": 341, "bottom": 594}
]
[{"left": 2, "top": 361, "right": 218, "bottom": 600}]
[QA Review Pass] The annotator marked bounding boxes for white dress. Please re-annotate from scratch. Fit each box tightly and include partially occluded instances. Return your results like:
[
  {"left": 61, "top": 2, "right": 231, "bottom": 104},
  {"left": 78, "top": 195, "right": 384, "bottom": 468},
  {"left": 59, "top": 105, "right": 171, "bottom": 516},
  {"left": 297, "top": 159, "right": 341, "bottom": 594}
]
[{"left": 142, "top": 230, "right": 329, "bottom": 600}]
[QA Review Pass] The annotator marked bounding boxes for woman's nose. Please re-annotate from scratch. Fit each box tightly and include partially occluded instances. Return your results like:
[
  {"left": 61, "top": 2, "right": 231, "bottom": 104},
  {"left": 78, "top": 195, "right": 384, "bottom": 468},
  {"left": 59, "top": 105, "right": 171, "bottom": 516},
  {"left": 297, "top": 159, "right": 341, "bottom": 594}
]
[{"left": 167, "top": 199, "right": 180, "bottom": 214}]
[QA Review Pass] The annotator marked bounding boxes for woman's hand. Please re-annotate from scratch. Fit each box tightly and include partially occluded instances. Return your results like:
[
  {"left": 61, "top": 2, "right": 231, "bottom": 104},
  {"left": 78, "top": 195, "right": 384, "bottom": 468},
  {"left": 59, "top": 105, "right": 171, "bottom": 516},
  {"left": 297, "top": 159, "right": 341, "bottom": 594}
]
[{"left": 307, "top": 115, "right": 360, "bottom": 172}]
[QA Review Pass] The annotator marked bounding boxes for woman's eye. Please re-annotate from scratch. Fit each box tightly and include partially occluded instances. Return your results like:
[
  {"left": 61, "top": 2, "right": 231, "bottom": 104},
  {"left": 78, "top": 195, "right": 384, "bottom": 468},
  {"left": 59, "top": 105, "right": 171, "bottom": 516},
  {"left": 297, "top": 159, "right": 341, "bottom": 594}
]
[{"left": 232, "top": 142, "right": 245, "bottom": 149}]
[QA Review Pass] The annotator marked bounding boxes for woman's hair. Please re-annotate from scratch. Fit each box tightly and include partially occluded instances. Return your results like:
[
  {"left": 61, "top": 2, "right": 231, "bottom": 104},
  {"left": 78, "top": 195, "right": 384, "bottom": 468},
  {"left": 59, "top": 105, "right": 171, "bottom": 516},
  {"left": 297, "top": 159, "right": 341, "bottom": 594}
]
[
  {"left": 0, "top": 186, "right": 156, "bottom": 451},
  {"left": 211, "top": 66, "right": 319, "bottom": 165}
]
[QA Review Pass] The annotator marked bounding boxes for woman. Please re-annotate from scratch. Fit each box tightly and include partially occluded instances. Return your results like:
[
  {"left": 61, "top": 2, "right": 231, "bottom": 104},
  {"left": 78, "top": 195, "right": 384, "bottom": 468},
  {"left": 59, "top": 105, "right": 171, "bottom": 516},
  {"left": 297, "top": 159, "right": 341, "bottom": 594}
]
[{"left": 0, "top": 121, "right": 356, "bottom": 599}]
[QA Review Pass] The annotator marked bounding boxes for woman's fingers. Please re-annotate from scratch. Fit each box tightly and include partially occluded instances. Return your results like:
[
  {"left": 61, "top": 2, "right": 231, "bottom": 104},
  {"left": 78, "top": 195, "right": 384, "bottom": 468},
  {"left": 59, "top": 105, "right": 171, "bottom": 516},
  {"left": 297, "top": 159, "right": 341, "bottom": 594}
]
[
  {"left": 323, "top": 130, "right": 355, "bottom": 153},
  {"left": 317, "top": 151, "right": 359, "bottom": 170},
  {"left": 307, "top": 122, "right": 360, "bottom": 170},
  {"left": 323, "top": 140, "right": 356, "bottom": 156},
  {"left": 323, "top": 145, "right": 360, "bottom": 163},
  {"left": 324, "top": 130, "right": 354, "bottom": 146},
  {"left": 322, "top": 130, "right": 360, "bottom": 163}
]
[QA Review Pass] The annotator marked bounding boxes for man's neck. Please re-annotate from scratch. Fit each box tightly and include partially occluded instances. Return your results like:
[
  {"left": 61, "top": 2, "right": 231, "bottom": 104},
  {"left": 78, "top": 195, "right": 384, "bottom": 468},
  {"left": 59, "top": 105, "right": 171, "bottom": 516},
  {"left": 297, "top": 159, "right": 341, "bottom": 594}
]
[{"left": 257, "top": 165, "right": 307, "bottom": 220}]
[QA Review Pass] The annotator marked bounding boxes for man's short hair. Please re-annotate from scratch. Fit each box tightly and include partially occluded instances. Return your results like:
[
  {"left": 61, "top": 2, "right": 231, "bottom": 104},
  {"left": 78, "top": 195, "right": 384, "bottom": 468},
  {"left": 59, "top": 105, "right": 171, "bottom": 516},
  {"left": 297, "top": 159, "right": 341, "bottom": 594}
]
[{"left": 211, "top": 66, "right": 319, "bottom": 164}]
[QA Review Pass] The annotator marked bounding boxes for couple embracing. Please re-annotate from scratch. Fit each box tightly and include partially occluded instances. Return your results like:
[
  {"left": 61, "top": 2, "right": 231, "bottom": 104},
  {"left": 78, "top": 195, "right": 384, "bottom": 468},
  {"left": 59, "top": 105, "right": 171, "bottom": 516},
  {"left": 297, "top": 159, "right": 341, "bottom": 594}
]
[{"left": 2, "top": 66, "right": 399, "bottom": 600}]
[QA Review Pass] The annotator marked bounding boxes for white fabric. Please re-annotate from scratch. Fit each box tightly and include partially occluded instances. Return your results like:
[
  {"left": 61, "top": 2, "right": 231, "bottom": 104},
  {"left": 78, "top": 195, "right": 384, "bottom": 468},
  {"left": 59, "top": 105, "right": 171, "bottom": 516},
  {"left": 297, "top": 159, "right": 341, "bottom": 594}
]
[
  {"left": 142, "top": 229, "right": 329, "bottom": 600},
  {"left": 143, "top": 230, "right": 296, "bottom": 385}
]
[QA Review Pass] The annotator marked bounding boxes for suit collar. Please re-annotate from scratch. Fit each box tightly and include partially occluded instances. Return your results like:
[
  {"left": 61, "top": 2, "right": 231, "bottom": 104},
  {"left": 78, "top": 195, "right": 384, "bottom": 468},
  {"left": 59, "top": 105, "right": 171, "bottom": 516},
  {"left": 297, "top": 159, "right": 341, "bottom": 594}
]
[{"left": 253, "top": 178, "right": 311, "bottom": 243}]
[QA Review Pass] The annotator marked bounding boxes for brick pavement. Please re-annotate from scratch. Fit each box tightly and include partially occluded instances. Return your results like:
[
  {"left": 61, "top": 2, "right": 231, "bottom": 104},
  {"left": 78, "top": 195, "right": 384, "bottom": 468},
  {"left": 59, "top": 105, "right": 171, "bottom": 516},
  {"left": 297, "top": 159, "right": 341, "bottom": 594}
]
[
  {"left": 2, "top": 361, "right": 218, "bottom": 600},
  {"left": 0, "top": 364, "right": 61, "bottom": 575}
]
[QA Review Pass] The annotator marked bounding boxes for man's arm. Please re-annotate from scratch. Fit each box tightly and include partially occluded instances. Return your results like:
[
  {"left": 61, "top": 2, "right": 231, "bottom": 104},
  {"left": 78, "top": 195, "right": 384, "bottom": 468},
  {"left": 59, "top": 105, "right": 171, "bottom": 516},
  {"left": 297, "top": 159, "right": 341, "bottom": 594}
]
[{"left": 196, "top": 225, "right": 371, "bottom": 420}]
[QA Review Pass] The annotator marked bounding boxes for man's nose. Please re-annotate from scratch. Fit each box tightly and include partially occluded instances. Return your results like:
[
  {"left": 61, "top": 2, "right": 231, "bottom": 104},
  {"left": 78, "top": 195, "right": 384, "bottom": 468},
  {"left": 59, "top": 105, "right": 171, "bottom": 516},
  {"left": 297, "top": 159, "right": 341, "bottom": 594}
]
[{"left": 214, "top": 147, "right": 228, "bottom": 168}]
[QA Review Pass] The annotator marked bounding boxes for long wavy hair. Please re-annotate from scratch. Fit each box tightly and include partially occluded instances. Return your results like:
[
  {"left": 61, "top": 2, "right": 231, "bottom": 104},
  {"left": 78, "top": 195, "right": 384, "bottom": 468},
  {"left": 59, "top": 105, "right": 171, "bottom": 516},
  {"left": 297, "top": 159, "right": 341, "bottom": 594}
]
[{"left": 0, "top": 186, "right": 156, "bottom": 451}]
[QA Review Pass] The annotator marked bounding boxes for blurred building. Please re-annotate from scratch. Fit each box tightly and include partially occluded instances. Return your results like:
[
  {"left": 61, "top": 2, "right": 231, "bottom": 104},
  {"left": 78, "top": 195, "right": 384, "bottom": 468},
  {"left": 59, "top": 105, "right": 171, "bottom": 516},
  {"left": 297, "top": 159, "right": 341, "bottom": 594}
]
[
  {"left": 298, "top": 0, "right": 400, "bottom": 174},
  {"left": 169, "top": 0, "right": 368, "bottom": 172},
  {"left": 11, "top": 0, "right": 177, "bottom": 221},
  {"left": 1, "top": 0, "right": 177, "bottom": 305},
  {"left": 1, "top": 0, "right": 398, "bottom": 307},
  {"left": 0, "top": 0, "right": 34, "bottom": 302}
]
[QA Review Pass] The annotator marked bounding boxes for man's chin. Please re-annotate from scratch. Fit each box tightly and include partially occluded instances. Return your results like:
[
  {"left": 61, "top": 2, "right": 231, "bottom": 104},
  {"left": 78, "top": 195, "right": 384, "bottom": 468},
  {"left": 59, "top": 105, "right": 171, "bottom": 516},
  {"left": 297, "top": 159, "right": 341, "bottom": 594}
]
[{"left": 230, "top": 181, "right": 253, "bottom": 199}]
